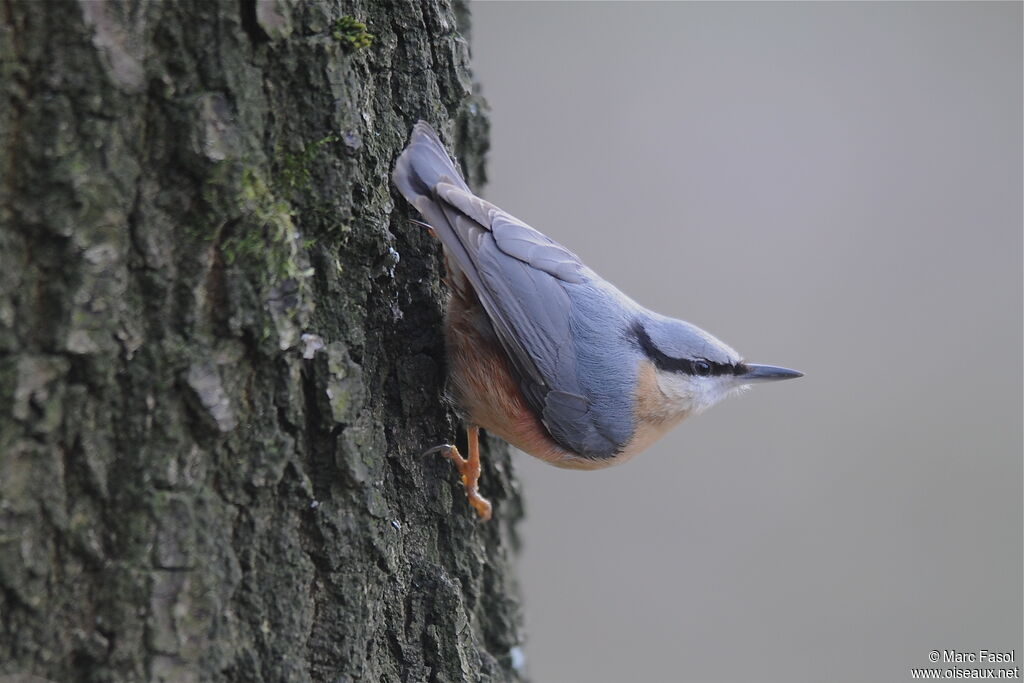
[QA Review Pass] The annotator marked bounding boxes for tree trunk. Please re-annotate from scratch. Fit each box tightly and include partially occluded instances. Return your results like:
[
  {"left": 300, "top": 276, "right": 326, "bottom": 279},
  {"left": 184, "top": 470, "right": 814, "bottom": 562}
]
[{"left": 0, "top": 1, "right": 524, "bottom": 681}]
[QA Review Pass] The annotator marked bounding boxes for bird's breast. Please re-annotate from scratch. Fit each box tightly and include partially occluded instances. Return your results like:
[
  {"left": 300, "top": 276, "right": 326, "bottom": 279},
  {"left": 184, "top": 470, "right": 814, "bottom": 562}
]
[{"left": 621, "top": 359, "right": 690, "bottom": 455}]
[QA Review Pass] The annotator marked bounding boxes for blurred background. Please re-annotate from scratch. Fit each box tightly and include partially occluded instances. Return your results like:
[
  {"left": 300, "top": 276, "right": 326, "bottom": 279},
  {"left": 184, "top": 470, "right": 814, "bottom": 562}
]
[{"left": 470, "top": 3, "right": 1022, "bottom": 682}]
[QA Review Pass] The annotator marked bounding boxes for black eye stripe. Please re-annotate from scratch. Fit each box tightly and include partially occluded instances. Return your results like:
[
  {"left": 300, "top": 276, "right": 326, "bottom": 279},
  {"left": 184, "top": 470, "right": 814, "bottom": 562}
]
[{"left": 631, "top": 322, "right": 746, "bottom": 377}]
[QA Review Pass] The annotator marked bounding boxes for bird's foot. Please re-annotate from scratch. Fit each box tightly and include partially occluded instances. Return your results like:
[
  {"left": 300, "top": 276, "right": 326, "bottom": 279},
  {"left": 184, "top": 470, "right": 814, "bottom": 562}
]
[
  {"left": 408, "top": 218, "right": 438, "bottom": 239},
  {"left": 424, "top": 426, "right": 492, "bottom": 521}
]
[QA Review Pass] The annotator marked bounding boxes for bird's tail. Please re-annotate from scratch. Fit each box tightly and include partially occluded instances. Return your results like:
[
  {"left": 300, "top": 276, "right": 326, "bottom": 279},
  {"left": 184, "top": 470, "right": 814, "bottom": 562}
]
[
  {"left": 392, "top": 121, "right": 482, "bottom": 287},
  {"left": 392, "top": 121, "right": 471, "bottom": 207}
]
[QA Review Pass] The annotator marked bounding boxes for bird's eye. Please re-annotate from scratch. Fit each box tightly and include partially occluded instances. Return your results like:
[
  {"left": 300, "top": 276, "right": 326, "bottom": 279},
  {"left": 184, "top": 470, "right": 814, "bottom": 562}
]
[{"left": 693, "top": 360, "right": 712, "bottom": 377}]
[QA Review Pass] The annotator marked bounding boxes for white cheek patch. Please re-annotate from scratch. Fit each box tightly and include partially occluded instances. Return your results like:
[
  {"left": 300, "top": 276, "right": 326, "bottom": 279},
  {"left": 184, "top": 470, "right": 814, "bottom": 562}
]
[
  {"left": 655, "top": 373, "right": 751, "bottom": 416},
  {"left": 654, "top": 371, "right": 694, "bottom": 405},
  {"left": 723, "top": 381, "right": 752, "bottom": 402},
  {"left": 690, "top": 378, "right": 722, "bottom": 415}
]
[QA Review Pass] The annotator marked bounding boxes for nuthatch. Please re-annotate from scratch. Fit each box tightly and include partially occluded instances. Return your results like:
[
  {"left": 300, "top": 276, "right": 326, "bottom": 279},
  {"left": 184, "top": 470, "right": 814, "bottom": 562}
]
[{"left": 393, "top": 122, "right": 802, "bottom": 520}]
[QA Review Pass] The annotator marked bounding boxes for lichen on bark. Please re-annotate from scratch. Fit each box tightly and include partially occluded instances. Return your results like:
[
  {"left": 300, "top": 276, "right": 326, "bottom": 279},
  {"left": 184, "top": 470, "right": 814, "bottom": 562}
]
[{"left": 0, "top": 1, "right": 524, "bottom": 681}]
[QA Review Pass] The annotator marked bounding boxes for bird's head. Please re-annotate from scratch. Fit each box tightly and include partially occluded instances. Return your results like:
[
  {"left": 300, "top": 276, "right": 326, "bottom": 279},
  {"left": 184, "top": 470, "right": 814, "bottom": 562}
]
[{"left": 631, "top": 314, "right": 802, "bottom": 417}]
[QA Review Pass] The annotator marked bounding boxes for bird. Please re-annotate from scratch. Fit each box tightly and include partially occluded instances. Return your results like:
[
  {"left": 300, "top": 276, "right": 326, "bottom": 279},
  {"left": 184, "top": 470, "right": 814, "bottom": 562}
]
[{"left": 392, "top": 121, "right": 802, "bottom": 521}]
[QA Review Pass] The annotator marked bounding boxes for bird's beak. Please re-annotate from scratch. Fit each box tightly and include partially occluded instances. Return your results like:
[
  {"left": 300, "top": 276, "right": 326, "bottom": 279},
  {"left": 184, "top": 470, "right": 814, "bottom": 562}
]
[{"left": 739, "top": 363, "right": 804, "bottom": 382}]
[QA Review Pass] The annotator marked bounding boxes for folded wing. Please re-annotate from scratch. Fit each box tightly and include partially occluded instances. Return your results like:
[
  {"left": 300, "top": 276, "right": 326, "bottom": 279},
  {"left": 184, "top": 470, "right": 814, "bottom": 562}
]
[{"left": 392, "top": 122, "right": 624, "bottom": 457}]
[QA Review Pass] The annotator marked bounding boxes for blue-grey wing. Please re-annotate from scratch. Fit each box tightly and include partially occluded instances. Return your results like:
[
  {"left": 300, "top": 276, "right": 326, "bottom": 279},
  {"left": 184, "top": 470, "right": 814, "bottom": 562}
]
[
  {"left": 440, "top": 189, "right": 626, "bottom": 457},
  {"left": 392, "top": 123, "right": 626, "bottom": 457}
]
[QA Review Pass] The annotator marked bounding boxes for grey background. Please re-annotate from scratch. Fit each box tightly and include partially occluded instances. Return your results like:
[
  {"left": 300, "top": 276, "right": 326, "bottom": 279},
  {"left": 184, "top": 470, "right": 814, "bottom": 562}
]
[{"left": 470, "top": 3, "right": 1022, "bottom": 682}]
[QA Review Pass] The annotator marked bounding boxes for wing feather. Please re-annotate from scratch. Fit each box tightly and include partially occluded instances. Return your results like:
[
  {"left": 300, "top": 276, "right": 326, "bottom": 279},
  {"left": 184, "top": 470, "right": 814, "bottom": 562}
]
[{"left": 393, "top": 122, "right": 624, "bottom": 457}]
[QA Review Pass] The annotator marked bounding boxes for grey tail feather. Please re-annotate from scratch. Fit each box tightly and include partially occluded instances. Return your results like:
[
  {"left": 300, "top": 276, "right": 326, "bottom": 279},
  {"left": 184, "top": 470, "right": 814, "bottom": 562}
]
[
  {"left": 392, "top": 121, "right": 482, "bottom": 295},
  {"left": 392, "top": 121, "right": 470, "bottom": 206}
]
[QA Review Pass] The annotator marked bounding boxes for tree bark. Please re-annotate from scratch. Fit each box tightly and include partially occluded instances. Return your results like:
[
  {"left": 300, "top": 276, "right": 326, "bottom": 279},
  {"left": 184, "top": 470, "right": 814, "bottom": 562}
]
[{"left": 0, "top": 1, "right": 524, "bottom": 681}]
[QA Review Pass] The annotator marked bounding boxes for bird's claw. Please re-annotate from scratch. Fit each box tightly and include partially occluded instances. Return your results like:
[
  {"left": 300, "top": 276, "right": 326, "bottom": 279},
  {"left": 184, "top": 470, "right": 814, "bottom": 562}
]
[
  {"left": 422, "top": 443, "right": 458, "bottom": 459},
  {"left": 424, "top": 432, "right": 492, "bottom": 521}
]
